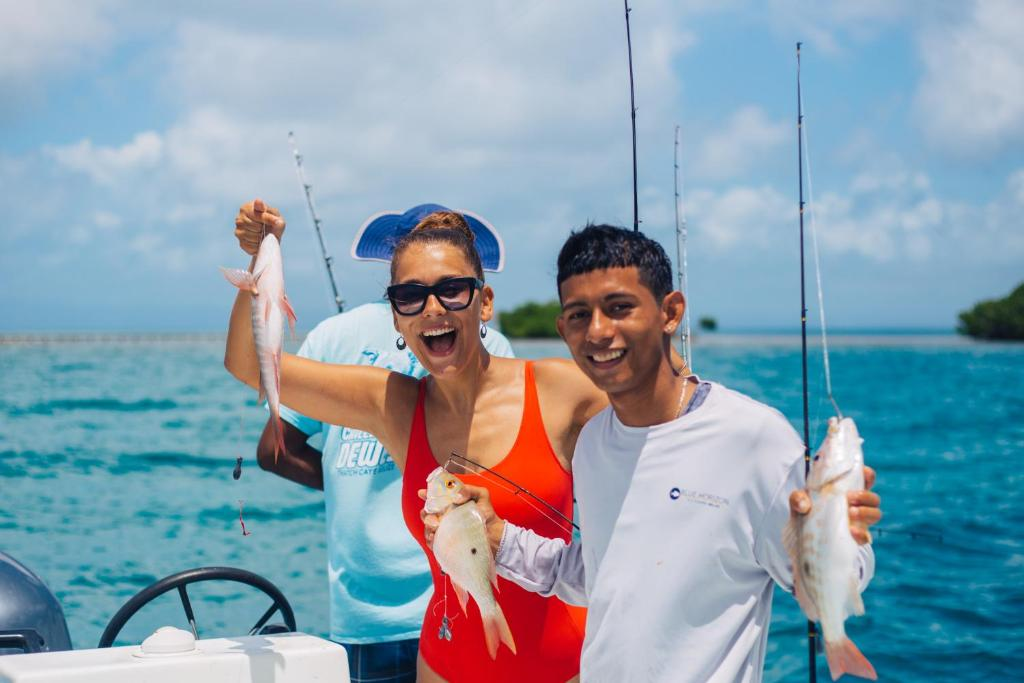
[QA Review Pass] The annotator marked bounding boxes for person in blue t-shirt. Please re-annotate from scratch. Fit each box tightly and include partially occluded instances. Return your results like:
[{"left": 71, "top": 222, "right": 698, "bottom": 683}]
[{"left": 237, "top": 203, "right": 514, "bottom": 683}]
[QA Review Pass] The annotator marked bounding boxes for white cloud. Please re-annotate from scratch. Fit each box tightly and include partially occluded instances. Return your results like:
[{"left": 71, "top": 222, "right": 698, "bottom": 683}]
[
  {"left": 47, "top": 132, "right": 163, "bottom": 185},
  {"left": 763, "top": 0, "right": 913, "bottom": 55},
  {"left": 694, "top": 106, "right": 788, "bottom": 180},
  {"left": 94, "top": 211, "right": 122, "bottom": 230},
  {"left": 128, "top": 232, "right": 189, "bottom": 273},
  {"left": 915, "top": 0, "right": 1024, "bottom": 154},
  {"left": 685, "top": 165, "right": 1024, "bottom": 266},
  {"left": 0, "top": 0, "right": 116, "bottom": 87},
  {"left": 1008, "top": 169, "right": 1024, "bottom": 205},
  {"left": 688, "top": 185, "right": 793, "bottom": 250}
]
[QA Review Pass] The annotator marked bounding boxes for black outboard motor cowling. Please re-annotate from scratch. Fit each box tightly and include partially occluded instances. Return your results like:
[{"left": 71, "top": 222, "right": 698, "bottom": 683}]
[{"left": 0, "top": 552, "right": 72, "bottom": 654}]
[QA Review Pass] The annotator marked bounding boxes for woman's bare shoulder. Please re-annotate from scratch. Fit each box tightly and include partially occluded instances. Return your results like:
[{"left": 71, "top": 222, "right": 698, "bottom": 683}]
[{"left": 532, "top": 358, "right": 606, "bottom": 410}]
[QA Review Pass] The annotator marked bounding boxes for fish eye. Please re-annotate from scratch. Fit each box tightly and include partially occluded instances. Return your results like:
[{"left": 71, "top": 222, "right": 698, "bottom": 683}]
[{"left": 445, "top": 480, "right": 455, "bottom": 489}]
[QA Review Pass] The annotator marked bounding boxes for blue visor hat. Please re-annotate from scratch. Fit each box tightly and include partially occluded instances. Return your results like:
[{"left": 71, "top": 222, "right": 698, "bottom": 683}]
[{"left": 350, "top": 203, "right": 505, "bottom": 273}]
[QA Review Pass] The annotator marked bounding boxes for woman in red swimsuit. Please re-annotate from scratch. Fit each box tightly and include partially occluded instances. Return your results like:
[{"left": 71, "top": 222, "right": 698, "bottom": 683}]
[{"left": 225, "top": 203, "right": 608, "bottom": 682}]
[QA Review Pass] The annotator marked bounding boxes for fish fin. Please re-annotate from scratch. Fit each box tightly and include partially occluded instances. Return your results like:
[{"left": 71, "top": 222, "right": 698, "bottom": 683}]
[
  {"left": 257, "top": 380, "right": 266, "bottom": 404},
  {"left": 824, "top": 636, "right": 876, "bottom": 681},
  {"left": 784, "top": 517, "right": 820, "bottom": 622},
  {"left": 481, "top": 602, "right": 516, "bottom": 659},
  {"left": 263, "top": 296, "right": 273, "bottom": 324},
  {"left": 281, "top": 294, "right": 297, "bottom": 338},
  {"left": 450, "top": 581, "right": 469, "bottom": 616},
  {"left": 792, "top": 565, "right": 820, "bottom": 623},
  {"left": 491, "top": 562, "right": 500, "bottom": 593},
  {"left": 783, "top": 515, "right": 800, "bottom": 560},
  {"left": 252, "top": 265, "right": 268, "bottom": 283},
  {"left": 220, "top": 267, "right": 257, "bottom": 292},
  {"left": 847, "top": 575, "right": 865, "bottom": 617}
]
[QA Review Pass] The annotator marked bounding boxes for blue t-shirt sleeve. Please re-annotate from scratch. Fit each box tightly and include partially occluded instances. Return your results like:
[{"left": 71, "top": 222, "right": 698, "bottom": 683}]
[
  {"left": 483, "top": 327, "right": 516, "bottom": 359},
  {"left": 278, "top": 330, "right": 324, "bottom": 438}
]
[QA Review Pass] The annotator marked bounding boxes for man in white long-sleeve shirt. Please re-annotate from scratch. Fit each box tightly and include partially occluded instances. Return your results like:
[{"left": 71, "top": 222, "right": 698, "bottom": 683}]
[{"left": 423, "top": 224, "right": 882, "bottom": 682}]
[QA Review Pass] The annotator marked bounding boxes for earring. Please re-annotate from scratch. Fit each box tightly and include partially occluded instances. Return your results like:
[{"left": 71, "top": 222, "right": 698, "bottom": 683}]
[
  {"left": 479, "top": 325, "right": 488, "bottom": 339},
  {"left": 396, "top": 335, "right": 407, "bottom": 350}
]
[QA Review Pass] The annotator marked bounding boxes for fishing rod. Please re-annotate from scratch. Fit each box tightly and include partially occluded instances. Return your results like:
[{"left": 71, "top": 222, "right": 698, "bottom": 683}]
[
  {"left": 288, "top": 131, "right": 344, "bottom": 313},
  {"left": 673, "top": 125, "right": 693, "bottom": 367},
  {"left": 623, "top": 0, "right": 639, "bottom": 231},
  {"left": 795, "top": 41, "right": 819, "bottom": 683}
]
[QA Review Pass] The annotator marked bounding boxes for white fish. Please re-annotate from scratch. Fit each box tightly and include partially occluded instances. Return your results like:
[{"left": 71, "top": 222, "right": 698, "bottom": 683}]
[
  {"left": 222, "top": 234, "right": 296, "bottom": 460},
  {"left": 784, "top": 416, "right": 877, "bottom": 680},
  {"left": 425, "top": 467, "right": 516, "bottom": 659}
]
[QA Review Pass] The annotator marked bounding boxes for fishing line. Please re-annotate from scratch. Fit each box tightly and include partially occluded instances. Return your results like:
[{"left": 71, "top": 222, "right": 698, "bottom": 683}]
[
  {"left": 431, "top": 575, "right": 458, "bottom": 641},
  {"left": 673, "top": 124, "right": 693, "bottom": 368},
  {"left": 445, "top": 453, "right": 578, "bottom": 534},
  {"left": 798, "top": 82, "right": 842, "bottom": 420}
]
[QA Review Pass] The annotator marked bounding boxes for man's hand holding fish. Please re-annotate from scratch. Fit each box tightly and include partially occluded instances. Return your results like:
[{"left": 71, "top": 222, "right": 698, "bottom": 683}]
[
  {"left": 418, "top": 483, "right": 503, "bottom": 558},
  {"left": 789, "top": 464, "right": 881, "bottom": 545}
]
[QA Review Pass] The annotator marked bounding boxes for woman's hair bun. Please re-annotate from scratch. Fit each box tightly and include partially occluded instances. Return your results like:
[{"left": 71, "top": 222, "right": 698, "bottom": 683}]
[{"left": 412, "top": 211, "right": 476, "bottom": 243}]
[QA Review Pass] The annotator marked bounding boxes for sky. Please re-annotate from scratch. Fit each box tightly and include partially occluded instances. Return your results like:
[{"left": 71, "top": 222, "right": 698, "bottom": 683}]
[{"left": 2, "top": 0, "right": 1022, "bottom": 332}]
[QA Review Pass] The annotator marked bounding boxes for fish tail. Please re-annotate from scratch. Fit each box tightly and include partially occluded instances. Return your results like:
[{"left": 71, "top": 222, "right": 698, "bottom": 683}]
[
  {"left": 481, "top": 603, "right": 516, "bottom": 659},
  {"left": 269, "top": 357, "right": 286, "bottom": 463},
  {"left": 271, "top": 415, "right": 286, "bottom": 463},
  {"left": 824, "top": 636, "right": 877, "bottom": 681}
]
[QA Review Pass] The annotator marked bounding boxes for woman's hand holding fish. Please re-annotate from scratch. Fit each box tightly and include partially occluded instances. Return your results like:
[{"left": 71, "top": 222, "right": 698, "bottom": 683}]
[
  {"left": 419, "top": 484, "right": 506, "bottom": 556},
  {"left": 235, "top": 198, "right": 286, "bottom": 255},
  {"left": 789, "top": 466, "right": 881, "bottom": 545}
]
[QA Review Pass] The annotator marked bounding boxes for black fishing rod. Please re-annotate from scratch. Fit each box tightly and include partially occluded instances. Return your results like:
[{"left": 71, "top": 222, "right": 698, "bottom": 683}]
[
  {"left": 623, "top": 0, "right": 639, "bottom": 231},
  {"left": 795, "top": 41, "right": 819, "bottom": 683},
  {"left": 289, "top": 131, "right": 344, "bottom": 313}
]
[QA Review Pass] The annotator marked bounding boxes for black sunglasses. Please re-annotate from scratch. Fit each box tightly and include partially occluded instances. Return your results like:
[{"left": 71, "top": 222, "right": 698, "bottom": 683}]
[{"left": 386, "top": 276, "right": 484, "bottom": 316}]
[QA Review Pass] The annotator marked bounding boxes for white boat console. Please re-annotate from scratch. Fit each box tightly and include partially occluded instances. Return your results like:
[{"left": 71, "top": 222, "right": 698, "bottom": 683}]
[{"left": 0, "top": 627, "right": 350, "bottom": 683}]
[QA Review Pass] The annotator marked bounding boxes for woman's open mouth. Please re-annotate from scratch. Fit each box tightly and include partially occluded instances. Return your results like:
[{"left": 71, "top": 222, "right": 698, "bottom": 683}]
[{"left": 420, "top": 324, "right": 458, "bottom": 356}]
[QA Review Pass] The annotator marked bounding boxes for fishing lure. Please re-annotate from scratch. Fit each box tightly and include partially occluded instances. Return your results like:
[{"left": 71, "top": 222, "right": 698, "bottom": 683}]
[{"left": 238, "top": 499, "right": 252, "bottom": 536}]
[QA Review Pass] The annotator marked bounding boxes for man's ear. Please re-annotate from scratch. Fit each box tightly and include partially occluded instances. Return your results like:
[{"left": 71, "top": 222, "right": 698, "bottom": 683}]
[
  {"left": 661, "top": 291, "right": 685, "bottom": 335},
  {"left": 555, "top": 311, "right": 567, "bottom": 341},
  {"left": 479, "top": 284, "right": 495, "bottom": 323}
]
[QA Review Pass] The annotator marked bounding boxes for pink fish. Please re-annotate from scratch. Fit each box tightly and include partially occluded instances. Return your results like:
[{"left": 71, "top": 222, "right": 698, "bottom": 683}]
[
  {"left": 784, "top": 417, "right": 877, "bottom": 681},
  {"left": 222, "top": 234, "right": 296, "bottom": 460},
  {"left": 425, "top": 467, "right": 516, "bottom": 659}
]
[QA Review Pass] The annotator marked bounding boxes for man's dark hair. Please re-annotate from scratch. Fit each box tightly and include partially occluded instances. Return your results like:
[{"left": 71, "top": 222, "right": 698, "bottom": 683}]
[{"left": 556, "top": 224, "right": 674, "bottom": 300}]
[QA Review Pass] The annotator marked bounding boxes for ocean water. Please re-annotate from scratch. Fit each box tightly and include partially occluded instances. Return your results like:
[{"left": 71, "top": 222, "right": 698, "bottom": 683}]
[{"left": 1, "top": 334, "right": 1022, "bottom": 682}]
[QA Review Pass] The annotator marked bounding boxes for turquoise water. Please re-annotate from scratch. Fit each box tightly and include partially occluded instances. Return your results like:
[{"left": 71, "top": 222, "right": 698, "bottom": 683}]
[{"left": 1, "top": 335, "right": 1022, "bottom": 681}]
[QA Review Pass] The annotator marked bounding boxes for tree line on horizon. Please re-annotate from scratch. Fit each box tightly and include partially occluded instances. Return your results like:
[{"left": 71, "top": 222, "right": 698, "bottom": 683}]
[{"left": 957, "top": 281, "right": 1024, "bottom": 341}]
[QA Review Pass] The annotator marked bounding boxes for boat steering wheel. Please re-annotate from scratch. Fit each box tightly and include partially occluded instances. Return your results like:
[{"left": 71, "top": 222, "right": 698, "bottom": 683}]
[{"left": 97, "top": 566, "right": 297, "bottom": 648}]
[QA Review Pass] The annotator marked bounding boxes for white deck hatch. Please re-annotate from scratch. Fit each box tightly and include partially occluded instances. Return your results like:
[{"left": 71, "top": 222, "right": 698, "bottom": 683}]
[{"left": 0, "top": 630, "right": 349, "bottom": 683}]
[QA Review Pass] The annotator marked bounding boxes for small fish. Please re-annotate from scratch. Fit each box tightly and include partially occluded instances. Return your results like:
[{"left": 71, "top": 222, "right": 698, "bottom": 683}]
[
  {"left": 222, "top": 234, "right": 296, "bottom": 460},
  {"left": 425, "top": 467, "right": 516, "bottom": 659},
  {"left": 784, "top": 417, "right": 877, "bottom": 681}
]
